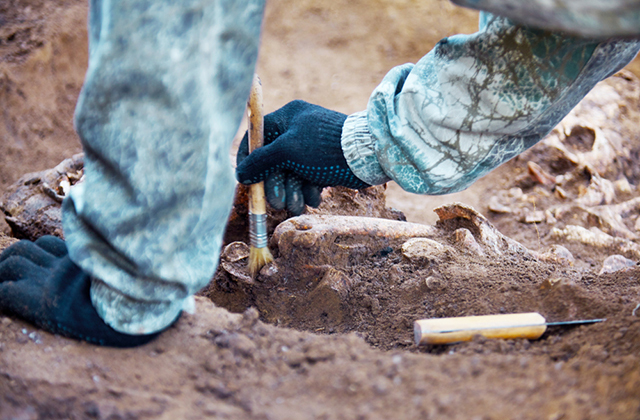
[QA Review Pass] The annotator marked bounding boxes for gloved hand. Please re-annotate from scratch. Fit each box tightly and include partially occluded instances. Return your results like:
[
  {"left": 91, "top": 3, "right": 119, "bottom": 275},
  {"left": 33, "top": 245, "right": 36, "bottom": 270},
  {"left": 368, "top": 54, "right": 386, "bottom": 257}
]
[
  {"left": 0, "top": 236, "right": 168, "bottom": 347},
  {"left": 236, "top": 100, "right": 370, "bottom": 215}
]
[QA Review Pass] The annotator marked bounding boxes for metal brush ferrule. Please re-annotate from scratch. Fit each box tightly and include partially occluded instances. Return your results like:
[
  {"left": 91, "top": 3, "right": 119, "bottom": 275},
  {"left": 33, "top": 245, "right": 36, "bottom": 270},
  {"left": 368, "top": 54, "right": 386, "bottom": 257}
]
[{"left": 249, "top": 212, "right": 268, "bottom": 248}]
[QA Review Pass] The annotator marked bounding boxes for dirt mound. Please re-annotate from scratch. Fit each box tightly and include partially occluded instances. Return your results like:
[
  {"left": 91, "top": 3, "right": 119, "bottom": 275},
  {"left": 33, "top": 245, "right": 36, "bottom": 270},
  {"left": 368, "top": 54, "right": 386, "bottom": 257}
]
[{"left": 2, "top": 294, "right": 639, "bottom": 420}]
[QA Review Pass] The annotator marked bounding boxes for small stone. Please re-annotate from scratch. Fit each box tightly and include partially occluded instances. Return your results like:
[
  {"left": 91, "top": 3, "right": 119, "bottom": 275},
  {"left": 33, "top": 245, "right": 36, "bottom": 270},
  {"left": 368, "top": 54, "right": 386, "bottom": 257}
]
[
  {"left": 522, "top": 211, "right": 545, "bottom": 224},
  {"left": 261, "top": 263, "right": 279, "bottom": 279},
  {"left": 488, "top": 196, "right": 512, "bottom": 214},
  {"left": 614, "top": 178, "right": 632, "bottom": 195},
  {"left": 508, "top": 188, "right": 524, "bottom": 199},
  {"left": 545, "top": 210, "right": 557, "bottom": 224},
  {"left": 599, "top": 255, "right": 636, "bottom": 275},
  {"left": 555, "top": 186, "right": 568, "bottom": 199},
  {"left": 401, "top": 238, "right": 447, "bottom": 261},
  {"left": 28, "top": 331, "right": 42, "bottom": 344},
  {"left": 539, "top": 245, "right": 575, "bottom": 266},
  {"left": 425, "top": 276, "right": 445, "bottom": 291}
]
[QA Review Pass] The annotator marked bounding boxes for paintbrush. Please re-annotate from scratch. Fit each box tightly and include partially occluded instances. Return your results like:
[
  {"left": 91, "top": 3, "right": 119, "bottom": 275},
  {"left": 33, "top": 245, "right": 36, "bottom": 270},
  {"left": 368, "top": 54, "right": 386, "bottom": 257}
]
[{"left": 247, "top": 74, "right": 274, "bottom": 277}]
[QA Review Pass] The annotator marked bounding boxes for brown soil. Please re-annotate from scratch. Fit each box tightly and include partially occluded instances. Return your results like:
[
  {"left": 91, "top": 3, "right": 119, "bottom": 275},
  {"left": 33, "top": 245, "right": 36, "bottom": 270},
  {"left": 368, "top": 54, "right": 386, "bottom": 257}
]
[{"left": 2, "top": 1, "right": 640, "bottom": 420}]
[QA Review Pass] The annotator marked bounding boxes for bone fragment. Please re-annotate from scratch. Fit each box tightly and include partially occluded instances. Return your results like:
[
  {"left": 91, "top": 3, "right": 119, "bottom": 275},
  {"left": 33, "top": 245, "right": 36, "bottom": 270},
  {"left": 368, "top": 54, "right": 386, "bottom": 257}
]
[
  {"left": 551, "top": 225, "right": 640, "bottom": 259},
  {"left": 434, "top": 203, "right": 531, "bottom": 257},
  {"left": 452, "top": 228, "right": 484, "bottom": 256},
  {"left": 273, "top": 215, "right": 437, "bottom": 279},
  {"left": 220, "top": 241, "right": 253, "bottom": 284},
  {"left": 577, "top": 174, "right": 616, "bottom": 207},
  {"left": 584, "top": 197, "right": 640, "bottom": 240},
  {"left": 527, "top": 161, "right": 556, "bottom": 186}
]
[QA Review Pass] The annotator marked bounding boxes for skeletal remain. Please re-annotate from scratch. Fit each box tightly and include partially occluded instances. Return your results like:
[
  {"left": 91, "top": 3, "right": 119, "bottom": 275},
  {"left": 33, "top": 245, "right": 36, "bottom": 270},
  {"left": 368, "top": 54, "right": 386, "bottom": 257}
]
[
  {"left": 452, "top": 228, "right": 485, "bottom": 256},
  {"left": 528, "top": 161, "right": 556, "bottom": 186},
  {"left": 551, "top": 225, "right": 640, "bottom": 259},
  {"left": 577, "top": 173, "right": 616, "bottom": 207},
  {"left": 273, "top": 215, "right": 437, "bottom": 273},
  {"left": 220, "top": 241, "right": 253, "bottom": 284},
  {"left": 434, "top": 203, "right": 532, "bottom": 257},
  {"left": 583, "top": 197, "right": 640, "bottom": 240},
  {"left": 1, "top": 154, "right": 84, "bottom": 240}
]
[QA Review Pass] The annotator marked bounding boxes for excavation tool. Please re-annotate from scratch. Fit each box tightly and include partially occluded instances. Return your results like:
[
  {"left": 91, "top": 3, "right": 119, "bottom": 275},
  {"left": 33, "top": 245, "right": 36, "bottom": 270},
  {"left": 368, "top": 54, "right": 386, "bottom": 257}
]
[
  {"left": 414, "top": 312, "right": 606, "bottom": 346},
  {"left": 247, "top": 74, "right": 274, "bottom": 277}
]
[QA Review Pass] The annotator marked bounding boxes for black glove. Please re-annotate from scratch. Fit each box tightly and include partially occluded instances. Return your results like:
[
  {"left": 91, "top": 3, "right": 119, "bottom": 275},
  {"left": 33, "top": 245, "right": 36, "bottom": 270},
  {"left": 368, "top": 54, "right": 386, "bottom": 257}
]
[
  {"left": 0, "top": 236, "right": 170, "bottom": 347},
  {"left": 236, "top": 100, "right": 370, "bottom": 215}
]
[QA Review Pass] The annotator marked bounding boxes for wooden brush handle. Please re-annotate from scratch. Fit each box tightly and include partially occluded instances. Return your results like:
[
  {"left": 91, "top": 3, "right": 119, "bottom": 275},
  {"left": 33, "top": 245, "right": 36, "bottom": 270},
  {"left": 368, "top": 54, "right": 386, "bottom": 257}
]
[
  {"left": 248, "top": 74, "right": 266, "bottom": 215},
  {"left": 414, "top": 312, "right": 548, "bottom": 345}
]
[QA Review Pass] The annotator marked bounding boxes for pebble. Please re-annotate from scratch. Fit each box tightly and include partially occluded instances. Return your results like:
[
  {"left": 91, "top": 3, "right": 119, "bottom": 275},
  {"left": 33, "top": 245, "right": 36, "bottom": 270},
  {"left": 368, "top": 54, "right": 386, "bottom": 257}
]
[
  {"left": 425, "top": 276, "right": 445, "bottom": 292},
  {"left": 488, "top": 196, "right": 511, "bottom": 214},
  {"left": 555, "top": 186, "right": 568, "bottom": 199},
  {"left": 401, "top": 238, "right": 447, "bottom": 261},
  {"left": 539, "top": 245, "right": 575, "bottom": 266},
  {"left": 522, "top": 211, "right": 545, "bottom": 224},
  {"left": 599, "top": 255, "right": 636, "bottom": 275},
  {"left": 614, "top": 177, "right": 632, "bottom": 195}
]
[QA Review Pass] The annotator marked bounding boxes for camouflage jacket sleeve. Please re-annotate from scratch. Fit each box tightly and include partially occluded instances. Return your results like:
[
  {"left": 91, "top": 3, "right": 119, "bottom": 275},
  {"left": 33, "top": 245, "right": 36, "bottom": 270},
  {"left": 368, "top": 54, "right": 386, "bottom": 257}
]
[
  {"left": 341, "top": 13, "right": 640, "bottom": 195},
  {"left": 451, "top": 0, "right": 640, "bottom": 38}
]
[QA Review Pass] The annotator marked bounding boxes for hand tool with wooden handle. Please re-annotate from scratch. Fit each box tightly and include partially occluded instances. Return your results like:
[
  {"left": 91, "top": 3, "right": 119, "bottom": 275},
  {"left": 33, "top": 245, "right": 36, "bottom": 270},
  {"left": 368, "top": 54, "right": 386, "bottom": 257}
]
[
  {"left": 414, "top": 312, "right": 606, "bottom": 345},
  {"left": 247, "top": 74, "right": 274, "bottom": 277}
]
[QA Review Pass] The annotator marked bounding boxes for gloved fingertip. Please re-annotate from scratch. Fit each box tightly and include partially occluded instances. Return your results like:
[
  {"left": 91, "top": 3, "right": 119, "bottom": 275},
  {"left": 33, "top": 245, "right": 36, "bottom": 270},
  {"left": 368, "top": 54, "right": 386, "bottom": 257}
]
[
  {"left": 301, "top": 184, "right": 322, "bottom": 208},
  {"left": 0, "top": 256, "right": 47, "bottom": 283},
  {"left": 34, "top": 235, "right": 68, "bottom": 257},
  {"left": 286, "top": 177, "right": 305, "bottom": 216},
  {"left": 265, "top": 172, "right": 286, "bottom": 210}
]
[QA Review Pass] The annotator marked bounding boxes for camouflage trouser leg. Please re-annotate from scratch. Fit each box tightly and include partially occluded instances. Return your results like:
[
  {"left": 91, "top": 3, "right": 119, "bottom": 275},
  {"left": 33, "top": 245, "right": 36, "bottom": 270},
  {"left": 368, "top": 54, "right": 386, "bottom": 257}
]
[{"left": 62, "top": 0, "right": 266, "bottom": 334}]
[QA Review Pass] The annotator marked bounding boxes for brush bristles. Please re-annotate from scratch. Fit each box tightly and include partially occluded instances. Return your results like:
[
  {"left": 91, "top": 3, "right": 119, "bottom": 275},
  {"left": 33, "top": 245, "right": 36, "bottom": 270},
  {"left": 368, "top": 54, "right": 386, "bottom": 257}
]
[{"left": 249, "top": 246, "right": 274, "bottom": 278}]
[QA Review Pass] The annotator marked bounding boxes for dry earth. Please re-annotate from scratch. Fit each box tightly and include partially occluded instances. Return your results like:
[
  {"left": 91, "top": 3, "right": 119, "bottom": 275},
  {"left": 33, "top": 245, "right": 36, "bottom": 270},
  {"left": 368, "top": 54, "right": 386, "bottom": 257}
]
[{"left": 2, "top": 1, "right": 640, "bottom": 419}]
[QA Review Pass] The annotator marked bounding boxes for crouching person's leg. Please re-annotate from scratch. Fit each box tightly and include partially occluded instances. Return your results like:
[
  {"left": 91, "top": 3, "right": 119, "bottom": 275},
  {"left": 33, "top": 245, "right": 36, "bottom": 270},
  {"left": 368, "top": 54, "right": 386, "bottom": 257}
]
[{"left": 0, "top": 0, "right": 266, "bottom": 346}]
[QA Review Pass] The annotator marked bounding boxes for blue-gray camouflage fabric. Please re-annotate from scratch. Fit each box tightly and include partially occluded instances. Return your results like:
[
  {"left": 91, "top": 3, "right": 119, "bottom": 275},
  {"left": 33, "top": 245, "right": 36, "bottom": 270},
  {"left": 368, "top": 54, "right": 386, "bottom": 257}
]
[
  {"left": 452, "top": 0, "right": 640, "bottom": 38},
  {"left": 341, "top": 12, "right": 640, "bottom": 195},
  {"left": 62, "top": 0, "right": 265, "bottom": 334}
]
